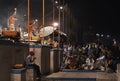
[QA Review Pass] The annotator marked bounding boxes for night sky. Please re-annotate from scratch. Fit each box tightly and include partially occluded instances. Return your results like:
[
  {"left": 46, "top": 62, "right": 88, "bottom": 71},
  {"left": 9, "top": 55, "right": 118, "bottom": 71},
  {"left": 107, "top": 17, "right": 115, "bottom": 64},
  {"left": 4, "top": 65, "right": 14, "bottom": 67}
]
[
  {"left": 96, "top": 0, "right": 120, "bottom": 35},
  {"left": 68, "top": 0, "right": 120, "bottom": 36},
  {"left": 0, "top": 0, "right": 120, "bottom": 36}
]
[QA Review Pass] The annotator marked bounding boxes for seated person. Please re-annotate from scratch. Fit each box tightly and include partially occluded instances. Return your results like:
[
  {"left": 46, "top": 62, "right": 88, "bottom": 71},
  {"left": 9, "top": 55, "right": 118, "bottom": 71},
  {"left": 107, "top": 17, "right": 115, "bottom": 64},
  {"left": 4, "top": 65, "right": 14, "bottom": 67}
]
[
  {"left": 69, "top": 57, "right": 76, "bottom": 69},
  {"left": 26, "top": 51, "right": 41, "bottom": 79},
  {"left": 85, "top": 55, "right": 94, "bottom": 70}
]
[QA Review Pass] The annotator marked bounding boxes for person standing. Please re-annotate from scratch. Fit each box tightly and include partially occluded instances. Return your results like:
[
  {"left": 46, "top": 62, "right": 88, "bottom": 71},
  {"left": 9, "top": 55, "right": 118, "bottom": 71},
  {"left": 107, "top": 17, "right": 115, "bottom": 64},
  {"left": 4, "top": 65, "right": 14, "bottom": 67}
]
[{"left": 9, "top": 8, "right": 17, "bottom": 30}]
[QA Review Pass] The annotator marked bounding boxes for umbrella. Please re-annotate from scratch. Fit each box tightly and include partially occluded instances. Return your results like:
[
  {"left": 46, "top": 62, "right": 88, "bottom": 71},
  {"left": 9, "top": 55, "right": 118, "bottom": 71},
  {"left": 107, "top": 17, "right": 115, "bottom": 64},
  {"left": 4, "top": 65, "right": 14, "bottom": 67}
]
[
  {"left": 52, "top": 31, "right": 67, "bottom": 42},
  {"left": 39, "top": 26, "right": 57, "bottom": 37}
]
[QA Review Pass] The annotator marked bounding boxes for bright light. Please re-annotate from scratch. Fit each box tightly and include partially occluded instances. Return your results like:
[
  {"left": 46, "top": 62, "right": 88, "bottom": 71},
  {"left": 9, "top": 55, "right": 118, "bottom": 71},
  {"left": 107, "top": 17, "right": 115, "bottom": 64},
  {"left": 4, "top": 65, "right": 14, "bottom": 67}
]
[
  {"left": 96, "top": 33, "right": 100, "bottom": 36},
  {"left": 53, "top": 22, "right": 58, "bottom": 27},
  {"left": 60, "top": 6, "right": 63, "bottom": 10},
  {"left": 57, "top": 6, "right": 63, "bottom": 10},
  {"left": 55, "top": 1, "right": 58, "bottom": 4}
]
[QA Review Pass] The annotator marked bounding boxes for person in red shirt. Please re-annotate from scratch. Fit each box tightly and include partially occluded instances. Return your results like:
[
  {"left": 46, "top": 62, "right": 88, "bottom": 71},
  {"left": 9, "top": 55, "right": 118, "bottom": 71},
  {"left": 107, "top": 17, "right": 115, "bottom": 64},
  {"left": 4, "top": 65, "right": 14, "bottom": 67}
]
[{"left": 9, "top": 8, "right": 17, "bottom": 30}]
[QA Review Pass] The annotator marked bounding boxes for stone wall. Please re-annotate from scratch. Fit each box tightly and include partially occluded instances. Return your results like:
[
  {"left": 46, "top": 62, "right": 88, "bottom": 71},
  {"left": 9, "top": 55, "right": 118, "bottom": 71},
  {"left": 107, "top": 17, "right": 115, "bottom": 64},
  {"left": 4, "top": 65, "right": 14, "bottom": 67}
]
[
  {"left": 0, "top": 40, "right": 29, "bottom": 81},
  {"left": 50, "top": 48, "right": 63, "bottom": 73},
  {"left": 29, "top": 45, "right": 51, "bottom": 74}
]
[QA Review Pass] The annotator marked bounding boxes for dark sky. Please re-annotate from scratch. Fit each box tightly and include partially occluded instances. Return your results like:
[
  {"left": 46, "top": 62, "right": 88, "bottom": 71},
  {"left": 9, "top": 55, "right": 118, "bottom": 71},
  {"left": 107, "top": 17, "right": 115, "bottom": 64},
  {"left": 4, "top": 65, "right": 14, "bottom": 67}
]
[
  {"left": 68, "top": 0, "right": 120, "bottom": 36},
  {"left": 0, "top": 0, "right": 120, "bottom": 36},
  {"left": 96, "top": 0, "right": 120, "bottom": 35}
]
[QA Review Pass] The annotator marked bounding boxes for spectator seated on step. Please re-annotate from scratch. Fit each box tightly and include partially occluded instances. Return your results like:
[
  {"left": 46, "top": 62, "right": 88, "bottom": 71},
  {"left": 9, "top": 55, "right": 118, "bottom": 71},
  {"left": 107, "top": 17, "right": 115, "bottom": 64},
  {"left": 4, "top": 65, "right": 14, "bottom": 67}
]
[{"left": 26, "top": 51, "right": 41, "bottom": 79}]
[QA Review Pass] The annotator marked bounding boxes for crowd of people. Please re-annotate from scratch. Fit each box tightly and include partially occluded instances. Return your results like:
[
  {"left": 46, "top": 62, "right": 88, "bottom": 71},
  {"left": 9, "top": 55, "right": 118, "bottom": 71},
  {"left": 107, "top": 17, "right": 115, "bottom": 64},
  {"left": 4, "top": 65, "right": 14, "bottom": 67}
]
[
  {"left": 24, "top": 39, "right": 120, "bottom": 80},
  {"left": 61, "top": 39, "right": 120, "bottom": 73}
]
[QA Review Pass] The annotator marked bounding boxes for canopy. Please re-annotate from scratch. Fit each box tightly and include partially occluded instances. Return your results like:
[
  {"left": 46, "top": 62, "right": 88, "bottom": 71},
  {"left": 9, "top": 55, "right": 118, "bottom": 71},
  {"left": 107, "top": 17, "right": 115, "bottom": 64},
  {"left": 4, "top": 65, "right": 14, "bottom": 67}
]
[{"left": 39, "top": 26, "right": 57, "bottom": 37}]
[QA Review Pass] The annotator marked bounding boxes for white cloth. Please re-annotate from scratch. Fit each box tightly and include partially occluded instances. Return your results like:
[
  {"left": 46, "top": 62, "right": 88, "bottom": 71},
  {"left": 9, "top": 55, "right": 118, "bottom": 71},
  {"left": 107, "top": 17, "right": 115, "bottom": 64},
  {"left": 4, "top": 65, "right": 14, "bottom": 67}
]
[
  {"left": 97, "top": 55, "right": 105, "bottom": 61},
  {"left": 26, "top": 54, "right": 36, "bottom": 65},
  {"left": 85, "top": 58, "right": 94, "bottom": 70}
]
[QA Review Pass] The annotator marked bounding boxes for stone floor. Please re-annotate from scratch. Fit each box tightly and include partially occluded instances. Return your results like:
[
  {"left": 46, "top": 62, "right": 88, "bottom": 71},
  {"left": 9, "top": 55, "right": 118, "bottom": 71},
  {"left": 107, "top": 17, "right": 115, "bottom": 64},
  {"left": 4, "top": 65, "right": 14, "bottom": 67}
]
[{"left": 42, "top": 71, "right": 118, "bottom": 81}]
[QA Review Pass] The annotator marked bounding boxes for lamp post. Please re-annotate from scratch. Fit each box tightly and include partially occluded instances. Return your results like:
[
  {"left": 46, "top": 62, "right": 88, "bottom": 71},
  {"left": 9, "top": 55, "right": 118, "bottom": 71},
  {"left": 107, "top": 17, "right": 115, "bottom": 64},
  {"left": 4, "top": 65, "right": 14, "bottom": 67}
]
[{"left": 52, "top": 0, "right": 64, "bottom": 47}]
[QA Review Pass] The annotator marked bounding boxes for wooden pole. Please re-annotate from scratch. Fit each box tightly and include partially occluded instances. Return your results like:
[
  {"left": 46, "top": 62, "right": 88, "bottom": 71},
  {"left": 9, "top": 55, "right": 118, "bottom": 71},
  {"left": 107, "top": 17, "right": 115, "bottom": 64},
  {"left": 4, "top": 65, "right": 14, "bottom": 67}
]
[
  {"left": 63, "top": 0, "right": 64, "bottom": 32},
  {"left": 42, "top": 0, "right": 45, "bottom": 44},
  {"left": 28, "top": 0, "right": 30, "bottom": 43},
  {"left": 52, "top": 0, "right": 55, "bottom": 45},
  {"left": 58, "top": 0, "right": 60, "bottom": 47}
]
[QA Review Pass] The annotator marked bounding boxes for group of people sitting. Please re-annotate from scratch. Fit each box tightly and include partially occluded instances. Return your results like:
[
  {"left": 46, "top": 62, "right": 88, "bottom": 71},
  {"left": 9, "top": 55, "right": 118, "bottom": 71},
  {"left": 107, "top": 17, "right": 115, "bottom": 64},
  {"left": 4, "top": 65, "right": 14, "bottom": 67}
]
[{"left": 61, "top": 43, "right": 118, "bottom": 72}]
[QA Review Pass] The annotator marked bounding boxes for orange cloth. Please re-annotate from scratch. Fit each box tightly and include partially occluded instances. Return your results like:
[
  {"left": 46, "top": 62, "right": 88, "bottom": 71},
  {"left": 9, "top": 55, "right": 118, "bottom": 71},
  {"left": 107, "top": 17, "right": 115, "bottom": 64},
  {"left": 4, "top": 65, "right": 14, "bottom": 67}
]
[
  {"left": 9, "top": 16, "right": 15, "bottom": 24},
  {"left": 29, "top": 25, "right": 33, "bottom": 34}
]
